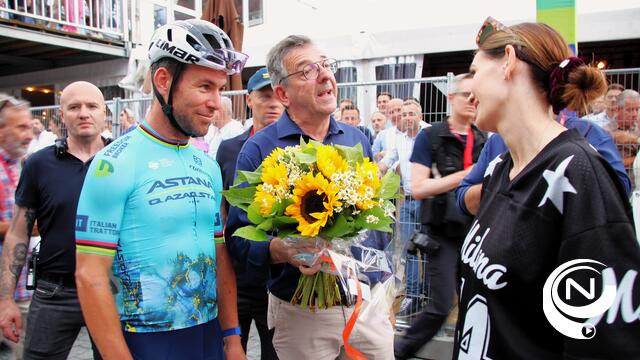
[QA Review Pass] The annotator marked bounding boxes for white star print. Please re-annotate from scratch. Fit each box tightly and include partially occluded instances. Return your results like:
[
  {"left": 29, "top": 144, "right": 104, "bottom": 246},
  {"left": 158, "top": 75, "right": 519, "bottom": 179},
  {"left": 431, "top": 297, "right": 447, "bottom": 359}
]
[
  {"left": 484, "top": 155, "right": 503, "bottom": 178},
  {"left": 538, "top": 155, "right": 577, "bottom": 214}
]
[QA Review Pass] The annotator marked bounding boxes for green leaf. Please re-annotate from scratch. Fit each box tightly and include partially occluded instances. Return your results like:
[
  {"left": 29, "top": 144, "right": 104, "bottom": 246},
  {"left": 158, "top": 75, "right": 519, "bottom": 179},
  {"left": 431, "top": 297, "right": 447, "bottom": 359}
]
[
  {"left": 320, "top": 214, "right": 354, "bottom": 238},
  {"left": 222, "top": 186, "right": 256, "bottom": 207},
  {"left": 276, "top": 228, "right": 297, "bottom": 238},
  {"left": 355, "top": 207, "right": 394, "bottom": 232},
  {"left": 234, "top": 170, "right": 262, "bottom": 186},
  {"left": 296, "top": 151, "right": 316, "bottom": 164},
  {"left": 256, "top": 218, "right": 274, "bottom": 231},
  {"left": 232, "top": 225, "right": 269, "bottom": 241},
  {"left": 247, "top": 202, "right": 265, "bottom": 225},
  {"left": 334, "top": 143, "right": 364, "bottom": 165},
  {"left": 378, "top": 171, "right": 401, "bottom": 199}
]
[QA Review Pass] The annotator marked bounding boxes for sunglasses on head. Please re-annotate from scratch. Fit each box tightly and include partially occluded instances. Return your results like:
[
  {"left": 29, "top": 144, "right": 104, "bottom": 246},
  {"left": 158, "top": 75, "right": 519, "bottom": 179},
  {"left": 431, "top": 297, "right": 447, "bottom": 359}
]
[
  {"left": 476, "top": 16, "right": 515, "bottom": 47},
  {"left": 475, "top": 16, "right": 546, "bottom": 75}
]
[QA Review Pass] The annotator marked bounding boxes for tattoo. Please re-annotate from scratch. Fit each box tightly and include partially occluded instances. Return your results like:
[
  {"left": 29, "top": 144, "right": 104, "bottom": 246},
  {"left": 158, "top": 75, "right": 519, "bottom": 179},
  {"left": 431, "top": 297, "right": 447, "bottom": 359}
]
[
  {"left": 9, "top": 243, "right": 27, "bottom": 278},
  {"left": 25, "top": 209, "right": 36, "bottom": 239}
]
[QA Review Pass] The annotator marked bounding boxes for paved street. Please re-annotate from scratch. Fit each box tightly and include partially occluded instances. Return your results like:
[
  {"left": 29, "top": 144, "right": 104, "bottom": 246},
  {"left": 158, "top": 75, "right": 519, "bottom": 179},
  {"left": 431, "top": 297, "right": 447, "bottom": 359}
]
[{"left": 0, "top": 324, "right": 263, "bottom": 360}]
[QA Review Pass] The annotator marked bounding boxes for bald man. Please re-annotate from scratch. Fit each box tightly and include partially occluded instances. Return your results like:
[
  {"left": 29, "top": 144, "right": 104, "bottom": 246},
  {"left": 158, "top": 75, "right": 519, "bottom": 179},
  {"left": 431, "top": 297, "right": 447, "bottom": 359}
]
[{"left": 0, "top": 81, "right": 107, "bottom": 360}]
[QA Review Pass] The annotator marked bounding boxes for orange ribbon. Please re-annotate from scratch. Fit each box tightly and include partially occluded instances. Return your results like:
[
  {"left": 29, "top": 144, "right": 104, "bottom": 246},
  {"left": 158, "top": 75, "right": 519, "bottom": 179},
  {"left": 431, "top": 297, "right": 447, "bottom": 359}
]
[{"left": 342, "top": 271, "right": 367, "bottom": 360}]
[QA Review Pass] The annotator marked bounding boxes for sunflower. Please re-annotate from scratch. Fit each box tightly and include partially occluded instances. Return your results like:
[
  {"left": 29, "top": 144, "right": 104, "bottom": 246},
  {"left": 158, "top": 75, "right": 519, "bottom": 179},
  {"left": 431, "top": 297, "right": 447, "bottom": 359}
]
[
  {"left": 255, "top": 185, "right": 277, "bottom": 215},
  {"left": 316, "top": 145, "right": 349, "bottom": 179},
  {"left": 262, "top": 148, "right": 285, "bottom": 171},
  {"left": 285, "top": 172, "right": 342, "bottom": 237},
  {"left": 261, "top": 162, "right": 289, "bottom": 189}
]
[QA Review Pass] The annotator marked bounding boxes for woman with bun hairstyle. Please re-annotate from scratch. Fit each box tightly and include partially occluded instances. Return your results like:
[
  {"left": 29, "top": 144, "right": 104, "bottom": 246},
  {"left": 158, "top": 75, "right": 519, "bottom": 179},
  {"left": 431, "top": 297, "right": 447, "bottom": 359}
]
[{"left": 455, "top": 18, "right": 640, "bottom": 359}]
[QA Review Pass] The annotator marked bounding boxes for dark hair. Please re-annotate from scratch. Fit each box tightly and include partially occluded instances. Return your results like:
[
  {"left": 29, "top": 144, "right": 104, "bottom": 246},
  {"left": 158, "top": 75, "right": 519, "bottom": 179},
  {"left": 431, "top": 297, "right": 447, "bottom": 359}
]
[
  {"left": 341, "top": 104, "right": 360, "bottom": 116},
  {"left": 608, "top": 83, "right": 624, "bottom": 92},
  {"left": 377, "top": 92, "right": 392, "bottom": 100},
  {"left": 479, "top": 22, "right": 606, "bottom": 115}
]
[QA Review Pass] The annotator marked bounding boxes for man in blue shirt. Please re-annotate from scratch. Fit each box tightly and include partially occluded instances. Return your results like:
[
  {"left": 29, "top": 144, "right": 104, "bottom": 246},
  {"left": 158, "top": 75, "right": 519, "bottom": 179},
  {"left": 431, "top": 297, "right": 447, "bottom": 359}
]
[
  {"left": 216, "top": 67, "right": 283, "bottom": 360},
  {"left": 226, "top": 35, "right": 394, "bottom": 360},
  {"left": 455, "top": 114, "right": 631, "bottom": 216}
]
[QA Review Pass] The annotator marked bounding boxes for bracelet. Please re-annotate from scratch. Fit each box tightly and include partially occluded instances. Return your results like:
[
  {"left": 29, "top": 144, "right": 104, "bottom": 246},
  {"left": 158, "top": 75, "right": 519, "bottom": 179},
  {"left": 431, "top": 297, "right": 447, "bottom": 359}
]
[{"left": 222, "top": 326, "right": 241, "bottom": 337}]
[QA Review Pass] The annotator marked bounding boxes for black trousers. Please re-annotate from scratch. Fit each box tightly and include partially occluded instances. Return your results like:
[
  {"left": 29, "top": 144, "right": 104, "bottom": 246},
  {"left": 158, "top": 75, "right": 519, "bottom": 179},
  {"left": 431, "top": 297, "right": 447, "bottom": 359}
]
[
  {"left": 395, "top": 233, "right": 460, "bottom": 360},
  {"left": 237, "top": 293, "right": 278, "bottom": 360},
  {"left": 23, "top": 279, "right": 101, "bottom": 360}
]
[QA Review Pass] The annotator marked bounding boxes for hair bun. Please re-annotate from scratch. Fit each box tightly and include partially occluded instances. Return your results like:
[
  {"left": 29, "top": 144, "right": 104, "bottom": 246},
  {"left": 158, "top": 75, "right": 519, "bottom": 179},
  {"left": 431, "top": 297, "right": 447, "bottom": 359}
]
[{"left": 561, "top": 65, "right": 607, "bottom": 116}]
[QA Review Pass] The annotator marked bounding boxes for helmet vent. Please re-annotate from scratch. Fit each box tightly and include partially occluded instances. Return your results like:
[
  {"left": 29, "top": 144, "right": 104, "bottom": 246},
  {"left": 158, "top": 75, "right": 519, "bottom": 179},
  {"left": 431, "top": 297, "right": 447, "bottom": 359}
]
[
  {"left": 167, "top": 28, "right": 173, "bottom": 42},
  {"left": 203, "top": 34, "right": 222, "bottom": 50},
  {"left": 186, "top": 34, "right": 201, "bottom": 51}
]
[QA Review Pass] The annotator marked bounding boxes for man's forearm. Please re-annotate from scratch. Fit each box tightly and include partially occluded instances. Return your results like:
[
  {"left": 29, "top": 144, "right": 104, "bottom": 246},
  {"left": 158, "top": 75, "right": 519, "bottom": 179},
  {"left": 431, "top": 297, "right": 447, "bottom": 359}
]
[
  {"left": 76, "top": 255, "right": 132, "bottom": 360},
  {"left": 215, "top": 244, "right": 238, "bottom": 329},
  {"left": 463, "top": 184, "right": 483, "bottom": 216},
  {"left": 0, "top": 208, "right": 35, "bottom": 300},
  {"left": 411, "top": 169, "right": 469, "bottom": 200}
]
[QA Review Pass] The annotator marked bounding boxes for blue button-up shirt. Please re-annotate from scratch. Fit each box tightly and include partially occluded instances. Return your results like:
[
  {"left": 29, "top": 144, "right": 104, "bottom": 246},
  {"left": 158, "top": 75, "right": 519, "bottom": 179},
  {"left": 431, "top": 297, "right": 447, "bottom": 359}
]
[
  {"left": 455, "top": 116, "right": 632, "bottom": 216},
  {"left": 225, "top": 111, "right": 379, "bottom": 302}
]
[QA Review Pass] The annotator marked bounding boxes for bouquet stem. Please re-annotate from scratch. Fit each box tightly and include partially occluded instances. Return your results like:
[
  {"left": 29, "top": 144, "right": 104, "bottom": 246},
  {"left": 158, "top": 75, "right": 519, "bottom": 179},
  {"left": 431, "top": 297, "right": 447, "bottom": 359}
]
[{"left": 291, "top": 272, "right": 342, "bottom": 310}]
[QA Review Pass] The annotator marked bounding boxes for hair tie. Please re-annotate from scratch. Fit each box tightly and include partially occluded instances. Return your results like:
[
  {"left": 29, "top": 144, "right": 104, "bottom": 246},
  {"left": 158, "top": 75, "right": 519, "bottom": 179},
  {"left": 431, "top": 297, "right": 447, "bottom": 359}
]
[{"left": 549, "top": 56, "right": 585, "bottom": 114}]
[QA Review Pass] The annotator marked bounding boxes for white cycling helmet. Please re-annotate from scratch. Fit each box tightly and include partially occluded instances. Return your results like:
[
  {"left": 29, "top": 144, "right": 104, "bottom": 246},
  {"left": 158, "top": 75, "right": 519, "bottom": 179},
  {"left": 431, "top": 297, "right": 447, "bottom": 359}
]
[{"left": 149, "top": 19, "right": 248, "bottom": 75}]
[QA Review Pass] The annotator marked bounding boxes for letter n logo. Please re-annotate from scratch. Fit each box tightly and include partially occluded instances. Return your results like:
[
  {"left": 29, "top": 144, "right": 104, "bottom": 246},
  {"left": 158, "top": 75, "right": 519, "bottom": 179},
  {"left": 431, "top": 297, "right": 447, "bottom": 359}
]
[{"left": 94, "top": 160, "right": 114, "bottom": 177}]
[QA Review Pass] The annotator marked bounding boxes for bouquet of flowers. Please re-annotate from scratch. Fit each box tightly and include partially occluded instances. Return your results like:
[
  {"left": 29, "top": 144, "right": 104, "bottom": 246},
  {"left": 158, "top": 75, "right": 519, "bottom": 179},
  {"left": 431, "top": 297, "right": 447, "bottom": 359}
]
[{"left": 224, "top": 139, "right": 400, "bottom": 310}]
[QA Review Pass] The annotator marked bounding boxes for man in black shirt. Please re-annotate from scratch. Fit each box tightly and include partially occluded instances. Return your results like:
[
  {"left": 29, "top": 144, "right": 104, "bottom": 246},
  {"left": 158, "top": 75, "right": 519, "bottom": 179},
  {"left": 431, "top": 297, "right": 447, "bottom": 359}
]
[
  {"left": 216, "top": 67, "right": 283, "bottom": 359},
  {"left": 0, "top": 81, "right": 107, "bottom": 360}
]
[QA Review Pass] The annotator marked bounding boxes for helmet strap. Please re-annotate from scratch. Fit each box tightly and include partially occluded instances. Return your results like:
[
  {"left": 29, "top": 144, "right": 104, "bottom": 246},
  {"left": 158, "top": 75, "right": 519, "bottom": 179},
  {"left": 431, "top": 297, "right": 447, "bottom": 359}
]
[{"left": 152, "top": 62, "right": 196, "bottom": 138}]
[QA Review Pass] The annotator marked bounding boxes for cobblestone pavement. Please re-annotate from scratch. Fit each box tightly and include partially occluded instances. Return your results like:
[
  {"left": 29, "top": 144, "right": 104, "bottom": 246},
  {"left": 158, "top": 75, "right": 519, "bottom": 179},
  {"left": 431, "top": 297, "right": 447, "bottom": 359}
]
[{"left": 0, "top": 323, "right": 263, "bottom": 360}]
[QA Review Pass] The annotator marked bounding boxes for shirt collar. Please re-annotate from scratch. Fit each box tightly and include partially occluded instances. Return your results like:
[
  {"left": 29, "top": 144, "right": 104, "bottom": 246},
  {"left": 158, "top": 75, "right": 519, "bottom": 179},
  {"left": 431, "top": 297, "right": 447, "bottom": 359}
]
[
  {"left": 275, "top": 111, "right": 345, "bottom": 140},
  {"left": 0, "top": 147, "right": 16, "bottom": 165}
]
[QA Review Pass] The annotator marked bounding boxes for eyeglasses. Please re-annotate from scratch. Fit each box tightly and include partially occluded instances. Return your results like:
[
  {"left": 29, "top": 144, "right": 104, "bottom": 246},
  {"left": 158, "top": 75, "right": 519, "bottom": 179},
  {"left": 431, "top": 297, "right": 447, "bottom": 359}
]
[
  {"left": 452, "top": 91, "right": 472, "bottom": 98},
  {"left": 279, "top": 58, "right": 338, "bottom": 84},
  {"left": 0, "top": 96, "right": 26, "bottom": 113}
]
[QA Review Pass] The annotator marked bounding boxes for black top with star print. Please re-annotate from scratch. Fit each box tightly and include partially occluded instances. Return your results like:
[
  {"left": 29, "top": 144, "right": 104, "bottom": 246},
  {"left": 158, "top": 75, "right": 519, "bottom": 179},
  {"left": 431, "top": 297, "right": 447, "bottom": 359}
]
[{"left": 454, "top": 129, "right": 640, "bottom": 359}]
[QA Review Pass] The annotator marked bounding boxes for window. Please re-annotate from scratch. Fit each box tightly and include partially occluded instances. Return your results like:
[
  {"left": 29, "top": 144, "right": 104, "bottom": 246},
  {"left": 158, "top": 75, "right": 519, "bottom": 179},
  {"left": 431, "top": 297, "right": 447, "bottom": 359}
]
[
  {"left": 154, "top": 5, "right": 167, "bottom": 29},
  {"left": 335, "top": 64, "right": 357, "bottom": 106},
  {"left": 174, "top": 11, "right": 193, "bottom": 20},
  {"left": 248, "top": 0, "right": 263, "bottom": 26},
  {"left": 375, "top": 62, "right": 416, "bottom": 100}
]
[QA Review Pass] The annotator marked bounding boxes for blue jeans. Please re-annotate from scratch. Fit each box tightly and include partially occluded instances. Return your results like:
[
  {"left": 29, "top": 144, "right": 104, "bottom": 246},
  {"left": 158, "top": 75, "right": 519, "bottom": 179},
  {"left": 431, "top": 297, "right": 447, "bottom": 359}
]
[
  {"left": 23, "top": 279, "right": 101, "bottom": 360},
  {"left": 399, "top": 198, "right": 427, "bottom": 296}
]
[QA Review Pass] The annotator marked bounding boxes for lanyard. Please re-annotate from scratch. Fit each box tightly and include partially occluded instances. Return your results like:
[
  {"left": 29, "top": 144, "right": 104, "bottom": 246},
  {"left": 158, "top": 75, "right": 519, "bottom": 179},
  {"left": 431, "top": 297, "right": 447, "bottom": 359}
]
[
  {"left": 450, "top": 126, "right": 475, "bottom": 169},
  {"left": 0, "top": 158, "right": 16, "bottom": 187},
  {"left": 249, "top": 126, "right": 255, "bottom": 137},
  {"left": 559, "top": 111, "right": 567, "bottom": 126}
]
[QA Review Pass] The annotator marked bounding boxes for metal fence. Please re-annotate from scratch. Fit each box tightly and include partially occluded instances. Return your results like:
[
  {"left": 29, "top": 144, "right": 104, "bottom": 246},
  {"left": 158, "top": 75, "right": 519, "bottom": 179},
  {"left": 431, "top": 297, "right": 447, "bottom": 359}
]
[
  {"left": 0, "top": 0, "right": 127, "bottom": 40},
  {"left": 28, "top": 68, "right": 640, "bottom": 337}
]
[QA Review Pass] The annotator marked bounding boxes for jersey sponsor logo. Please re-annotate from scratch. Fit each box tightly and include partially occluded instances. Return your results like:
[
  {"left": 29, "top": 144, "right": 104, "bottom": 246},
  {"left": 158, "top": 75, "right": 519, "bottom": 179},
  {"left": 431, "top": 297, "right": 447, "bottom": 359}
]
[
  {"left": 189, "top": 165, "right": 208, "bottom": 176},
  {"left": 94, "top": 159, "right": 115, "bottom": 177},
  {"left": 76, "top": 215, "right": 89, "bottom": 231},
  {"left": 148, "top": 158, "right": 175, "bottom": 170},
  {"left": 193, "top": 155, "right": 202, "bottom": 167},
  {"left": 215, "top": 213, "right": 221, "bottom": 227},
  {"left": 543, "top": 259, "right": 623, "bottom": 339},
  {"left": 104, "top": 136, "right": 130, "bottom": 159},
  {"left": 154, "top": 39, "right": 200, "bottom": 64},
  {"left": 461, "top": 220, "right": 507, "bottom": 290},
  {"left": 148, "top": 191, "right": 214, "bottom": 205},
  {"left": 88, "top": 220, "right": 119, "bottom": 236},
  {"left": 147, "top": 176, "right": 213, "bottom": 194}
]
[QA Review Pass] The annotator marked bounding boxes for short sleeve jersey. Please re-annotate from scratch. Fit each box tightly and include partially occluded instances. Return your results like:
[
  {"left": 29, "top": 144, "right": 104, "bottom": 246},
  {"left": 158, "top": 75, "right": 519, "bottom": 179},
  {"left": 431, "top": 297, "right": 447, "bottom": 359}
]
[
  {"left": 75, "top": 123, "right": 224, "bottom": 333},
  {"left": 455, "top": 130, "right": 640, "bottom": 359}
]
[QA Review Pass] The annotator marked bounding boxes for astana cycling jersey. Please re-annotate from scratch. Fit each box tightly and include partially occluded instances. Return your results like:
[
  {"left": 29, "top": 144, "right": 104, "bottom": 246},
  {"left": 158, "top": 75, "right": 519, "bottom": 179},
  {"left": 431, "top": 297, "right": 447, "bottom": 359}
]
[{"left": 75, "top": 122, "right": 224, "bottom": 333}]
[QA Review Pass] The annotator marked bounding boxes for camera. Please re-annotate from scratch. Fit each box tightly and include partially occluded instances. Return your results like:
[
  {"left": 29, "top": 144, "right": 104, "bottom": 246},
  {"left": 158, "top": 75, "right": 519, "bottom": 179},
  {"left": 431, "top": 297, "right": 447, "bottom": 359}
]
[{"left": 407, "top": 232, "right": 440, "bottom": 255}]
